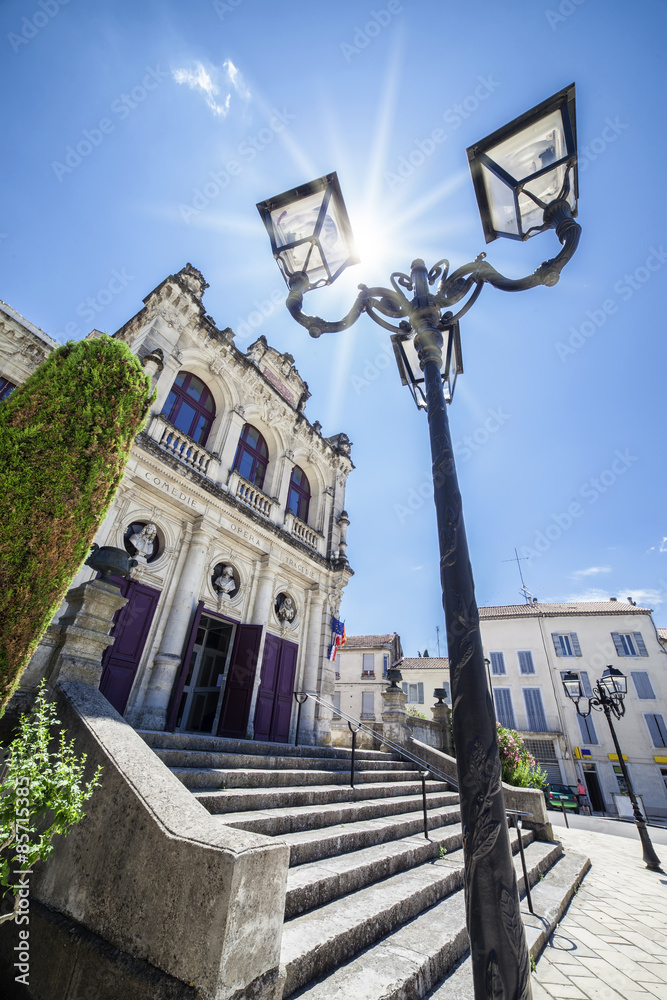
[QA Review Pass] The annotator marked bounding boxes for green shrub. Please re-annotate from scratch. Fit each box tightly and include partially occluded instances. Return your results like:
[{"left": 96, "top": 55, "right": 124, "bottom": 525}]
[
  {"left": 0, "top": 337, "right": 154, "bottom": 711},
  {"left": 496, "top": 724, "right": 547, "bottom": 790},
  {"left": 0, "top": 682, "right": 101, "bottom": 923}
]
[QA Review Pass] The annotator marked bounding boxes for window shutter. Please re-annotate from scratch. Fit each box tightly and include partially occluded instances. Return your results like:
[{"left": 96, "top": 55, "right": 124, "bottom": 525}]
[
  {"left": 490, "top": 651, "right": 506, "bottom": 674},
  {"left": 518, "top": 651, "right": 535, "bottom": 674},
  {"left": 333, "top": 693, "right": 341, "bottom": 716},
  {"left": 417, "top": 682, "right": 424, "bottom": 704},
  {"left": 645, "top": 714, "right": 667, "bottom": 748},
  {"left": 570, "top": 633, "right": 581, "bottom": 656},
  {"left": 633, "top": 632, "right": 648, "bottom": 656},
  {"left": 551, "top": 633, "right": 563, "bottom": 656},
  {"left": 611, "top": 632, "right": 625, "bottom": 656},
  {"left": 578, "top": 671, "right": 593, "bottom": 698},
  {"left": 632, "top": 672, "right": 655, "bottom": 700},
  {"left": 523, "top": 688, "right": 547, "bottom": 731},
  {"left": 401, "top": 682, "right": 408, "bottom": 695},
  {"left": 577, "top": 713, "right": 598, "bottom": 745},
  {"left": 443, "top": 682, "right": 450, "bottom": 701},
  {"left": 494, "top": 689, "right": 516, "bottom": 729}
]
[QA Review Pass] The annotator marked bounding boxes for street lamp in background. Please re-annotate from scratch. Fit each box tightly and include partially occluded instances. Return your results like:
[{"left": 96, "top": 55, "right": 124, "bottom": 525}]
[
  {"left": 562, "top": 666, "right": 663, "bottom": 872},
  {"left": 258, "top": 84, "right": 581, "bottom": 1000}
]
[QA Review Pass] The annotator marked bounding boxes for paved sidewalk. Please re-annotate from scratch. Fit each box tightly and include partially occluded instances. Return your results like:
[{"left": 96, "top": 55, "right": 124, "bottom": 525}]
[{"left": 533, "top": 826, "right": 667, "bottom": 1000}]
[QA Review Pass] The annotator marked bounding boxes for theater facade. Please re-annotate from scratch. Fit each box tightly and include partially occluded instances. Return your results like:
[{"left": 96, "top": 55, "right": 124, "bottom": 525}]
[{"left": 2, "top": 264, "right": 354, "bottom": 746}]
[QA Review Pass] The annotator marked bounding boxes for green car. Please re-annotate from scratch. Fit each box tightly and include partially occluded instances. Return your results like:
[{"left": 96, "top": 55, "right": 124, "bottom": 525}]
[{"left": 546, "top": 783, "right": 579, "bottom": 812}]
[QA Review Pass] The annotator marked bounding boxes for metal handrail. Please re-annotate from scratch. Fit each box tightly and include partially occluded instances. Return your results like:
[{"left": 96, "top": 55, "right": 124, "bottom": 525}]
[
  {"left": 294, "top": 690, "right": 456, "bottom": 788},
  {"left": 293, "top": 692, "right": 539, "bottom": 859}
]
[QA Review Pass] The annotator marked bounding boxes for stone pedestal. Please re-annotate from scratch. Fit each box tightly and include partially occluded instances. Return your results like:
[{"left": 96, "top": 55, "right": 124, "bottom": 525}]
[
  {"left": 47, "top": 579, "right": 128, "bottom": 688},
  {"left": 381, "top": 686, "right": 410, "bottom": 746},
  {"left": 431, "top": 701, "right": 454, "bottom": 755}
]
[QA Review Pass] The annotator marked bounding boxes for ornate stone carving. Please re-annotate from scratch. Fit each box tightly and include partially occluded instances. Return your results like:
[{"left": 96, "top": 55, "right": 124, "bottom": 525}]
[
  {"left": 275, "top": 592, "right": 296, "bottom": 622},
  {"left": 212, "top": 564, "right": 239, "bottom": 599}
]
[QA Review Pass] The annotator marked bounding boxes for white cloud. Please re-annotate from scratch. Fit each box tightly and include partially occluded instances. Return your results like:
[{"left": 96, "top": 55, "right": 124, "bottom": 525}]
[
  {"left": 660, "top": 537, "right": 667, "bottom": 553},
  {"left": 172, "top": 60, "right": 248, "bottom": 117},
  {"left": 571, "top": 566, "right": 611, "bottom": 579}
]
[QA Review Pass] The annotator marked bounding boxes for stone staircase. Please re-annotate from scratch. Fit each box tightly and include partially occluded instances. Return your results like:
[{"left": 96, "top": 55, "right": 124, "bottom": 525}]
[{"left": 139, "top": 731, "right": 589, "bottom": 1000}]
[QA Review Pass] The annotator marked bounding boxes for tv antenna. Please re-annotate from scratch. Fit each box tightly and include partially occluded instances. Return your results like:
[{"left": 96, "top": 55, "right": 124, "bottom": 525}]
[
  {"left": 436, "top": 626, "right": 441, "bottom": 657},
  {"left": 503, "top": 548, "right": 534, "bottom": 604}
]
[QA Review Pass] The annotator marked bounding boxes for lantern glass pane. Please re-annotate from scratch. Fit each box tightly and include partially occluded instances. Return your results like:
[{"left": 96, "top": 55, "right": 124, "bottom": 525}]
[
  {"left": 270, "top": 190, "right": 325, "bottom": 248},
  {"left": 481, "top": 164, "right": 519, "bottom": 236},
  {"left": 488, "top": 109, "right": 567, "bottom": 183},
  {"left": 270, "top": 190, "right": 351, "bottom": 284}
]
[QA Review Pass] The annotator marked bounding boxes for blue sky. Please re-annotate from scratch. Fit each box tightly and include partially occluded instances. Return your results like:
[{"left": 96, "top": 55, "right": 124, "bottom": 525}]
[{"left": 2, "top": 0, "right": 666, "bottom": 653}]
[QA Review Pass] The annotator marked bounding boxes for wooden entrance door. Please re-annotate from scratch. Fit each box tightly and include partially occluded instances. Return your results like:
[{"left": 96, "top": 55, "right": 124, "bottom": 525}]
[
  {"left": 217, "top": 625, "right": 263, "bottom": 739},
  {"left": 253, "top": 635, "right": 298, "bottom": 743},
  {"left": 99, "top": 579, "right": 161, "bottom": 715}
]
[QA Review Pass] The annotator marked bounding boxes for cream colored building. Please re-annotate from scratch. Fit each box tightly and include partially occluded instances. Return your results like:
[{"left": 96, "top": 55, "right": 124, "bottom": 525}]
[
  {"left": 480, "top": 600, "right": 667, "bottom": 818},
  {"left": 3, "top": 264, "right": 354, "bottom": 746},
  {"left": 332, "top": 633, "right": 402, "bottom": 724}
]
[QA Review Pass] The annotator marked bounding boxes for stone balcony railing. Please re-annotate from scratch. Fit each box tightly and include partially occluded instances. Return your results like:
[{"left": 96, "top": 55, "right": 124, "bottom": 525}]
[
  {"left": 284, "top": 510, "right": 324, "bottom": 554},
  {"left": 228, "top": 471, "right": 276, "bottom": 519},
  {"left": 145, "top": 414, "right": 220, "bottom": 479}
]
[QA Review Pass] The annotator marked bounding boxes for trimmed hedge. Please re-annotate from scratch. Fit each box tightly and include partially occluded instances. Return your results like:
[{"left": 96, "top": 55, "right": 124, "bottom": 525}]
[{"left": 0, "top": 336, "right": 155, "bottom": 712}]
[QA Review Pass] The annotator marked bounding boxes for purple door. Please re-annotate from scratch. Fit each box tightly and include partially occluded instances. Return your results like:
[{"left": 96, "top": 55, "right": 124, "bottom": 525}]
[
  {"left": 217, "top": 625, "right": 263, "bottom": 738},
  {"left": 254, "top": 637, "right": 298, "bottom": 743},
  {"left": 99, "top": 579, "right": 161, "bottom": 715}
]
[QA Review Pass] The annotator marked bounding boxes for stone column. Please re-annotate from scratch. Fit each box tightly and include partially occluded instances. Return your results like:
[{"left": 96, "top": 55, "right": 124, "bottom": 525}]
[
  {"left": 139, "top": 516, "right": 213, "bottom": 730},
  {"left": 47, "top": 580, "right": 128, "bottom": 688},
  {"left": 431, "top": 701, "right": 453, "bottom": 755},
  {"left": 300, "top": 587, "right": 326, "bottom": 745},
  {"left": 381, "top": 685, "right": 410, "bottom": 746}
]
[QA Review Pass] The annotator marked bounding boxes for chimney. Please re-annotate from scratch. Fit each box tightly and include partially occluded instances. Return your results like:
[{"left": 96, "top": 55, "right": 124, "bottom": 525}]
[
  {"left": 627, "top": 596, "right": 636, "bottom": 606},
  {"left": 532, "top": 597, "right": 538, "bottom": 605},
  {"left": 609, "top": 597, "right": 617, "bottom": 601}
]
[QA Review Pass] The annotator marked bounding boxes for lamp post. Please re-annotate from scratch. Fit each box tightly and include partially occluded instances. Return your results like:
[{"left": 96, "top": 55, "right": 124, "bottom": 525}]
[
  {"left": 258, "top": 84, "right": 581, "bottom": 1000},
  {"left": 562, "top": 666, "right": 663, "bottom": 872}
]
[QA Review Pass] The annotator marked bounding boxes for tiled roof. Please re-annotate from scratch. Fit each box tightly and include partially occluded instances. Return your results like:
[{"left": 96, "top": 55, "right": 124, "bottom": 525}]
[
  {"left": 399, "top": 657, "right": 450, "bottom": 670},
  {"left": 658, "top": 628, "right": 667, "bottom": 641},
  {"left": 479, "top": 601, "right": 651, "bottom": 619},
  {"left": 344, "top": 634, "right": 399, "bottom": 647}
]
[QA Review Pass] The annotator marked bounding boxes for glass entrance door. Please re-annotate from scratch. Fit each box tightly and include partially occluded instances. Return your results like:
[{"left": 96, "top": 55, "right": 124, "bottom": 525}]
[{"left": 177, "top": 615, "right": 235, "bottom": 733}]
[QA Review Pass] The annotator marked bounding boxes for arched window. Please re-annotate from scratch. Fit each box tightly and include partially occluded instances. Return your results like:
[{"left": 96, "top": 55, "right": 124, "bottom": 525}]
[
  {"left": 161, "top": 371, "right": 215, "bottom": 446},
  {"left": 233, "top": 423, "right": 268, "bottom": 489},
  {"left": 287, "top": 465, "right": 311, "bottom": 522}
]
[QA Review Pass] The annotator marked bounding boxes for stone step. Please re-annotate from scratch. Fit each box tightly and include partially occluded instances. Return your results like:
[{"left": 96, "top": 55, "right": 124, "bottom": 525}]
[
  {"left": 273, "top": 802, "right": 462, "bottom": 866},
  {"left": 172, "top": 765, "right": 429, "bottom": 790},
  {"left": 282, "top": 835, "right": 559, "bottom": 999},
  {"left": 205, "top": 788, "right": 460, "bottom": 835},
  {"left": 156, "top": 748, "right": 417, "bottom": 773},
  {"left": 423, "top": 847, "right": 591, "bottom": 999},
  {"left": 137, "top": 729, "right": 399, "bottom": 761},
  {"left": 193, "top": 779, "right": 450, "bottom": 814},
  {"left": 285, "top": 824, "right": 467, "bottom": 919}
]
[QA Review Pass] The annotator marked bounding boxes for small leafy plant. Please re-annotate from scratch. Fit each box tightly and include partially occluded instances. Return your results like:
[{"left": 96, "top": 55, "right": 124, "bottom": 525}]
[
  {"left": 438, "top": 844, "right": 448, "bottom": 858},
  {"left": 0, "top": 683, "right": 102, "bottom": 923},
  {"left": 496, "top": 724, "right": 547, "bottom": 790}
]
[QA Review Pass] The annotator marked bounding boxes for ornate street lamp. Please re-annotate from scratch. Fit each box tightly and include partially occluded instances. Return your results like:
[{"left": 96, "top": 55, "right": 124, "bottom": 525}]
[
  {"left": 258, "top": 85, "right": 582, "bottom": 1000},
  {"left": 562, "top": 667, "right": 662, "bottom": 872}
]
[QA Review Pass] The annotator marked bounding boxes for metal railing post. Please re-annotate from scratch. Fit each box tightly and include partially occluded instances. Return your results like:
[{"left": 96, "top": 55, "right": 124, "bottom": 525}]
[
  {"left": 515, "top": 815, "right": 534, "bottom": 914},
  {"left": 293, "top": 692, "right": 308, "bottom": 746},
  {"left": 560, "top": 799, "right": 569, "bottom": 828},
  {"left": 421, "top": 770, "right": 430, "bottom": 839},
  {"left": 348, "top": 721, "right": 360, "bottom": 788}
]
